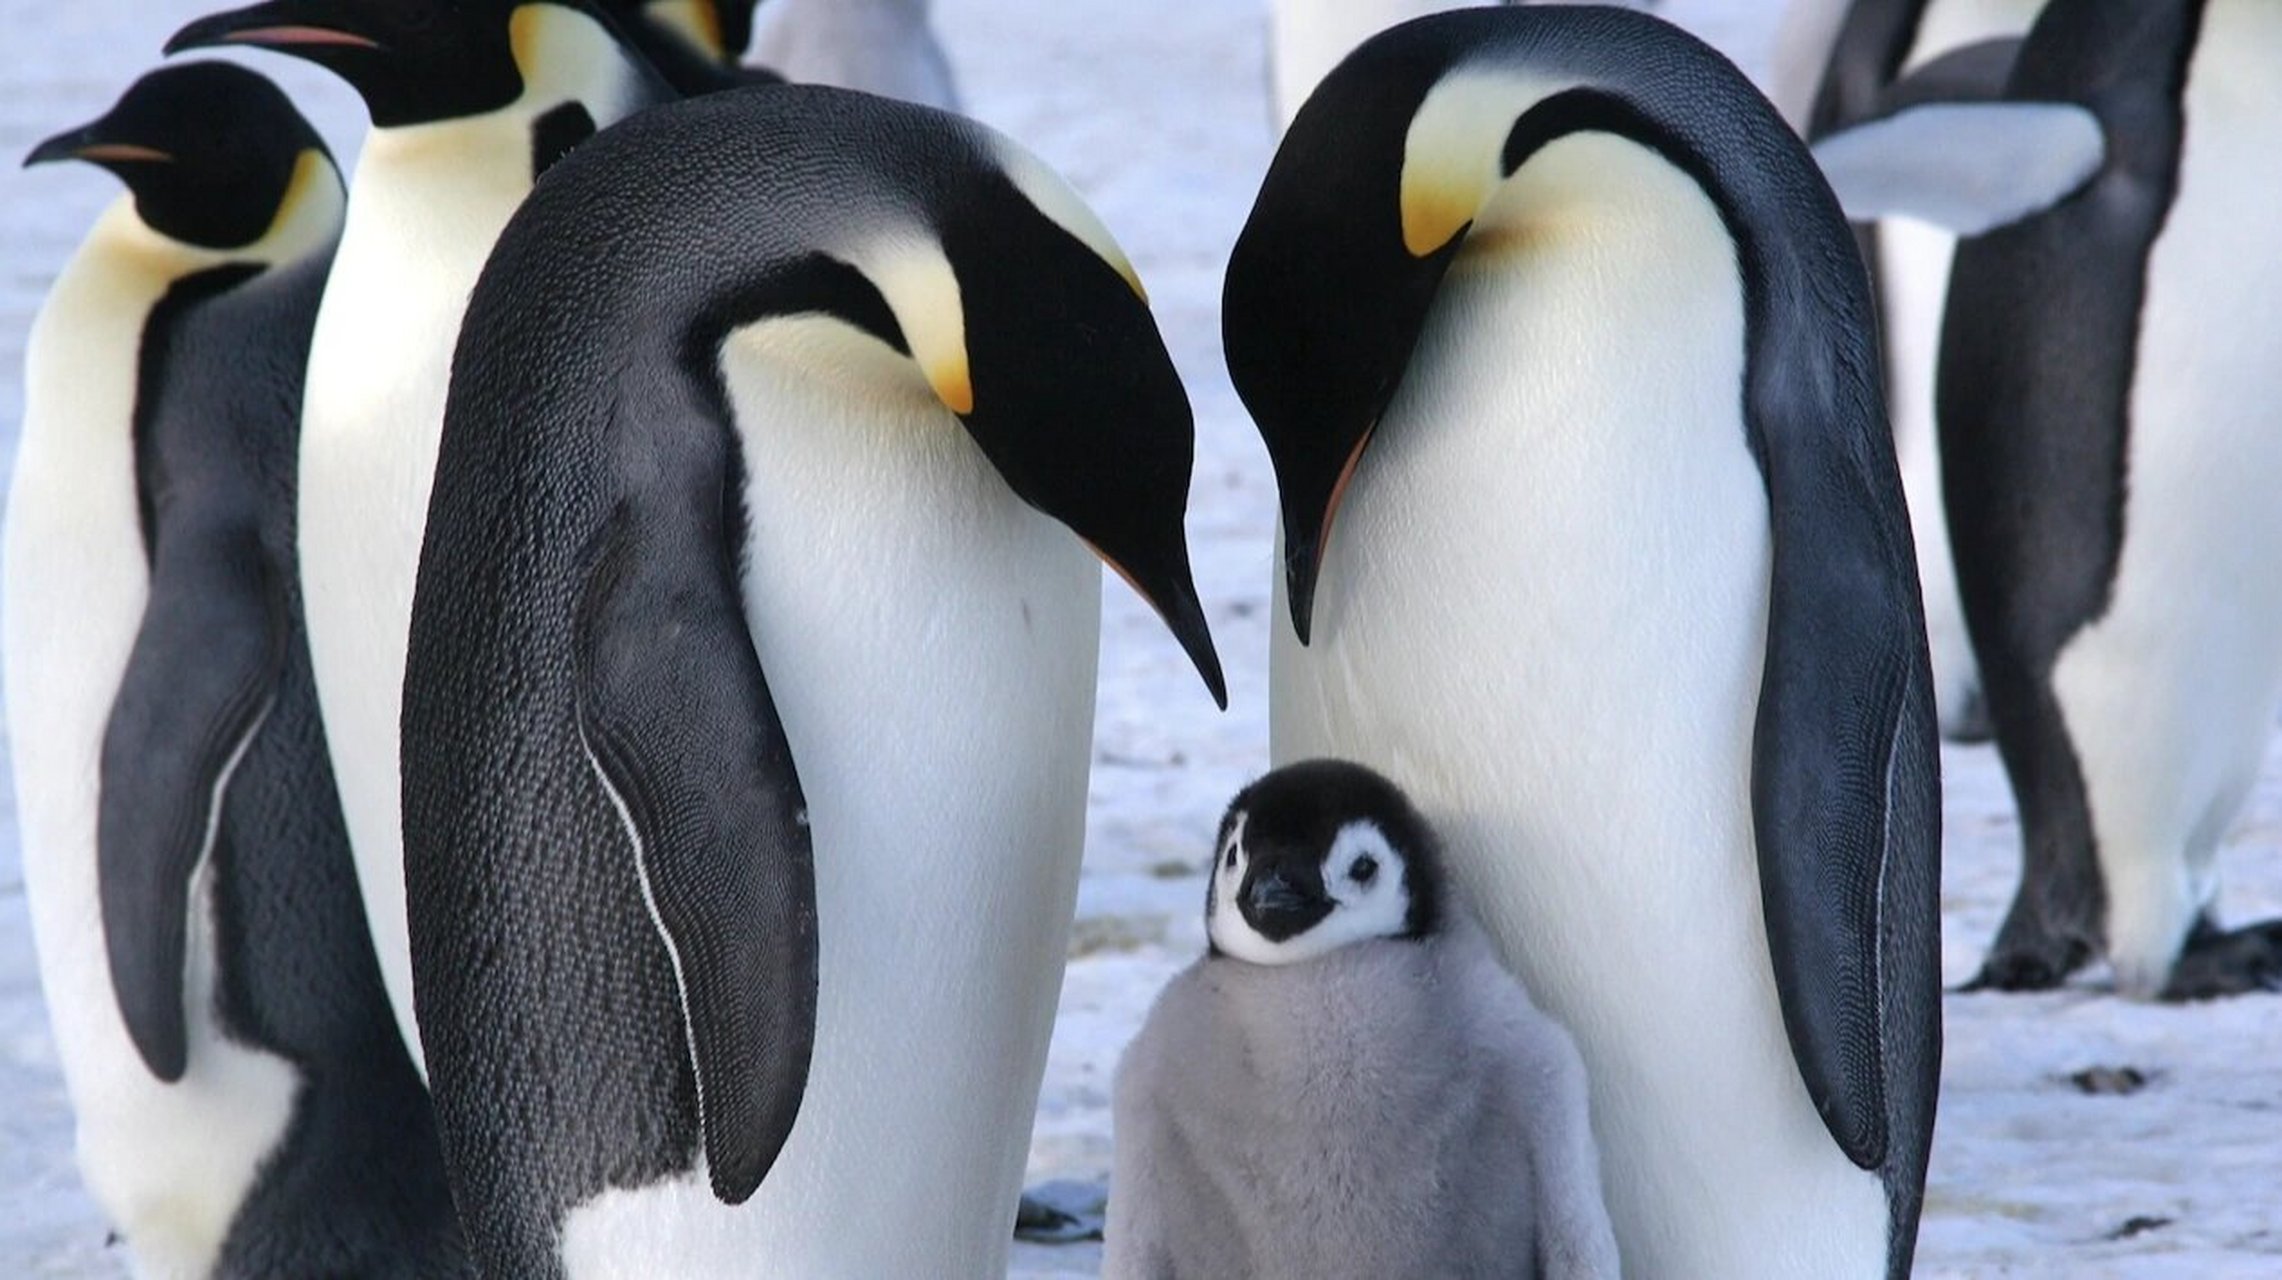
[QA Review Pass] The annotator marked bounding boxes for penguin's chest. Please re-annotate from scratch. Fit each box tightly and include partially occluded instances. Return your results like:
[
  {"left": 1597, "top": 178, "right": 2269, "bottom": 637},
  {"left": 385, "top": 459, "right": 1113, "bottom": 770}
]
[
  {"left": 1271, "top": 137, "right": 1890, "bottom": 1274},
  {"left": 1280, "top": 139, "right": 1776, "bottom": 946},
  {"left": 4, "top": 228, "right": 300, "bottom": 1276},
  {"left": 2095, "top": 5, "right": 2282, "bottom": 651},
  {"left": 614, "top": 330, "right": 1101, "bottom": 1267}
]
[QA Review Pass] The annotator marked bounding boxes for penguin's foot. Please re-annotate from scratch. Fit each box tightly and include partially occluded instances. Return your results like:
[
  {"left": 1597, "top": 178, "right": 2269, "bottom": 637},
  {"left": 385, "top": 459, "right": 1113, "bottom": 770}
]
[
  {"left": 1960, "top": 933, "right": 2094, "bottom": 993},
  {"left": 2160, "top": 919, "right": 2282, "bottom": 1001}
]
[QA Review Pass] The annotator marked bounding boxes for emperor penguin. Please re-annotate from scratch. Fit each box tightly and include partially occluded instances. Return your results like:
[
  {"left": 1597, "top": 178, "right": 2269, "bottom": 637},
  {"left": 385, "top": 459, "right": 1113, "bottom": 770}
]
[
  {"left": 166, "top": 0, "right": 676, "bottom": 1069},
  {"left": 1223, "top": 10, "right": 1942, "bottom": 1278},
  {"left": 1106, "top": 760, "right": 1620, "bottom": 1280},
  {"left": 752, "top": 0, "right": 960, "bottom": 109},
  {"left": 1915, "top": 0, "right": 2282, "bottom": 998},
  {"left": 7, "top": 64, "right": 467, "bottom": 1279},
  {"left": 1808, "top": 0, "right": 2049, "bottom": 742},
  {"left": 399, "top": 84, "right": 1225, "bottom": 1276}
]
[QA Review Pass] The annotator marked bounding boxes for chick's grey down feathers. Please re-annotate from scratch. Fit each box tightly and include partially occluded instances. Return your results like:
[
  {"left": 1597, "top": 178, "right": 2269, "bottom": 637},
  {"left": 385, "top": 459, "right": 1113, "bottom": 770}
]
[{"left": 1106, "top": 917, "right": 1617, "bottom": 1279}]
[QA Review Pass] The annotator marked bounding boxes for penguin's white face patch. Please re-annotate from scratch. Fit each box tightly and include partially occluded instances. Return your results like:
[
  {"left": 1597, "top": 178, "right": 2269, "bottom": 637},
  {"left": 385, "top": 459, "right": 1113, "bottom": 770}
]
[{"left": 1210, "top": 818, "right": 1412, "bottom": 966}]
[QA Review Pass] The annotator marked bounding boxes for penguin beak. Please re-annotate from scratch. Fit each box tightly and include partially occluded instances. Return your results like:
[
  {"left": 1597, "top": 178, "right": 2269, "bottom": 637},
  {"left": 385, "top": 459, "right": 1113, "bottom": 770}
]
[
  {"left": 166, "top": 3, "right": 384, "bottom": 58},
  {"left": 1089, "top": 540, "right": 1228, "bottom": 712},
  {"left": 1274, "top": 421, "right": 1376, "bottom": 648},
  {"left": 24, "top": 125, "right": 174, "bottom": 170},
  {"left": 1240, "top": 867, "right": 1332, "bottom": 941}
]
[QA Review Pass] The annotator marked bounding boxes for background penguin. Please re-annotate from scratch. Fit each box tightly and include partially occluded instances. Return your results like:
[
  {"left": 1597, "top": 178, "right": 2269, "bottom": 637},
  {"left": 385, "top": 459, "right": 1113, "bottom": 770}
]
[
  {"left": 1106, "top": 760, "right": 1619, "bottom": 1280},
  {"left": 1921, "top": 0, "right": 2282, "bottom": 998},
  {"left": 603, "top": 0, "right": 783, "bottom": 94},
  {"left": 753, "top": 0, "right": 960, "bottom": 109},
  {"left": 400, "top": 84, "right": 1223, "bottom": 1277},
  {"left": 1808, "top": 0, "right": 2049, "bottom": 742},
  {"left": 6, "top": 63, "right": 466, "bottom": 1279},
  {"left": 167, "top": 0, "right": 676, "bottom": 1069},
  {"left": 1223, "top": 10, "right": 1941, "bottom": 1277}
]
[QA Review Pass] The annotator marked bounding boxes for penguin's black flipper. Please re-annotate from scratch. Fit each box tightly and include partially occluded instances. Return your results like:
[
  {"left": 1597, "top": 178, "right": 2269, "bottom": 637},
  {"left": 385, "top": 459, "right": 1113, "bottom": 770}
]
[
  {"left": 98, "top": 525, "right": 284, "bottom": 1081},
  {"left": 1749, "top": 336, "right": 1944, "bottom": 1182},
  {"left": 573, "top": 384, "right": 816, "bottom": 1207}
]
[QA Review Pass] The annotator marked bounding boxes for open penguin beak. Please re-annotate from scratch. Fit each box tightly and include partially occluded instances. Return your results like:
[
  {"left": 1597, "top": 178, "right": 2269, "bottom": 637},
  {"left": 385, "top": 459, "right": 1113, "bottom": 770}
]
[{"left": 166, "top": 2, "right": 384, "bottom": 57}]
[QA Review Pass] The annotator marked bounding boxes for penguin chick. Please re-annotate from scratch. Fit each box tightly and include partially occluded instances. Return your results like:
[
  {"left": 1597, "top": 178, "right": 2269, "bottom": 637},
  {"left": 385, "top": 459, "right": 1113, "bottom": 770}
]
[{"left": 1106, "top": 760, "right": 1620, "bottom": 1280}]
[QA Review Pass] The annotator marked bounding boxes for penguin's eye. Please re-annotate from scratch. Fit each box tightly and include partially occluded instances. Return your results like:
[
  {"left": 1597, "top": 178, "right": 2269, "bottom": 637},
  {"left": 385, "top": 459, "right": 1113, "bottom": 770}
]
[
  {"left": 1350, "top": 855, "right": 1378, "bottom": 885},
  {"left": 1224, "top": 845, "right": 1238, "bottom": 870}
]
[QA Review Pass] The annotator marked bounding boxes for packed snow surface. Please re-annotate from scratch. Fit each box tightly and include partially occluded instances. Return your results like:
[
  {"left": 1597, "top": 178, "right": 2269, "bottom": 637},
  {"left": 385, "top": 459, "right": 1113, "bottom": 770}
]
[{"left": 2, "top": 2, "right": 2278, "bottom": 1277}]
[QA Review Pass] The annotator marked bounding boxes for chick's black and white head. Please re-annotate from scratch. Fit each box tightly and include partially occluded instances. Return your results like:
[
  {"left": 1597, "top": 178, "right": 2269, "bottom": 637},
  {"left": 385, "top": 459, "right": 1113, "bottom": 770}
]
[{"left": 1208, "top": 759, "right": 1441, "bottom": 965}]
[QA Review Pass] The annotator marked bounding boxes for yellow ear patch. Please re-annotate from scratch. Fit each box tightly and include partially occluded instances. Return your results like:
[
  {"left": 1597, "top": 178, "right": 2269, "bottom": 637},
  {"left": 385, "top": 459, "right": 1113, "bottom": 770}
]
[
  {"left": 927, "top": 354, "right": 974, "bottom": 416},
  {"left": 853, "top": 236, "right": 976, "bottom": 418},
  {"left": 644, "top": 0, "right": 727, "bottom": 60},
  {"left": 1400, "top": 68, "right": 1576, "bottom": 258}
]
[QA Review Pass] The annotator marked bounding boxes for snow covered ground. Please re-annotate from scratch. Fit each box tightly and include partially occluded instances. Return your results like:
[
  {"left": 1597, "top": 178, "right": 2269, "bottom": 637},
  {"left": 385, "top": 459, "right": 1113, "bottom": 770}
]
[{"left": 4, "top": 2, "right": 2280, "bottom": 1276}]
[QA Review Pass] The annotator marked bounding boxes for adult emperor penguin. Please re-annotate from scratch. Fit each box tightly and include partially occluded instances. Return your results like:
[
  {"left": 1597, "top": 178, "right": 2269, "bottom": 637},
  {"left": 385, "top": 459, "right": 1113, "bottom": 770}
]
[
  {"left": 1920, "top": 0, "right": 2282, "bottom": 998},
  {"left": 7, "top": 64, "right": 467, "bottom": 1278},
  {"left": 400, "top": 84, "right": 1223, "bottom": 1276},
  {"left": 1224, "top": 10, "right": 1941, "bottom": 1278},
  {"left": 167, "top": 0, "right": 675, "bottom": 1068},
  {"left": 1107, "top": 760, "right": 1619, "bottom": 1280},
  {"left": 753, "top": 0, "right": 960, "bottom": 109},
  {"left": 1809, "top": 0, "right": 2048, "bottom": 742}
]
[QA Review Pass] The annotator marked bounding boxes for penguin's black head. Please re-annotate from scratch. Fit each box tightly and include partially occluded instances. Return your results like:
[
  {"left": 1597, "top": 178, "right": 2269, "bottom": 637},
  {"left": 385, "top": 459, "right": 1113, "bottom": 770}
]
[
  {"left": 1225, "top": 24, "right": 1479, "bottom": 648},
  {"left": 25, "top": 62, "right": 333, "bottom": 251},
  {"left": 860, "top": 138, "right": 1225, "bottom": 709},
  {"left": 1207, "top": 759, "right": 1442, "bottom": 965},
  {"left": 167, "top": 0, "right": 648, "bottom": 130}
]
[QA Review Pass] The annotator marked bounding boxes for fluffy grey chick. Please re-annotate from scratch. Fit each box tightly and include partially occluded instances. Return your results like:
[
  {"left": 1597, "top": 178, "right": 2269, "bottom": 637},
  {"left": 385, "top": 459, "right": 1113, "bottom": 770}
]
[{"left": 1106, "top": 759, "right": 1620, "bottom": 1280}]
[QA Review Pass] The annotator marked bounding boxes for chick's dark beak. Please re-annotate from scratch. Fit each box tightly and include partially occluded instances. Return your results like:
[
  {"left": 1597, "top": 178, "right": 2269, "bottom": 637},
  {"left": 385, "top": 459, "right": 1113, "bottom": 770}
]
[{"left": 1240, "top": 867, "right": 1331, "bottom": 941}]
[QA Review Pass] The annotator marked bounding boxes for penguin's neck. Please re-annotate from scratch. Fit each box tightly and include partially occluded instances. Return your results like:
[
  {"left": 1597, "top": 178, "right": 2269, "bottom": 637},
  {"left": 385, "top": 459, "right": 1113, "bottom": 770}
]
[{"left": 20, "top": 199, "right": 252, "bottom": 457}]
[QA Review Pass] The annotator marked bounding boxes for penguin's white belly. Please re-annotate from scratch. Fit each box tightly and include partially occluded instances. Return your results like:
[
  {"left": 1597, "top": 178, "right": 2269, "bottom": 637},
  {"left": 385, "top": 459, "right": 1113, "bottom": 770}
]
[
  {"left": 4, "top": 217, "right": 297, "bottom": 1279},
  {"left": 559, "top": 323, "right": 1100, "bottom": 1278},
  {"left": 1270, "top": 136, "right": 1887, "bottom": 1278},
  {"left": 2049, "top": 1, "right": 2282, "bottom": 992},
  {"left": 1879, "top": 220, "right": 1976, "bottom": 729},
  {"left": 297, "top": 145, "right": 525, "bottom": 1069}
]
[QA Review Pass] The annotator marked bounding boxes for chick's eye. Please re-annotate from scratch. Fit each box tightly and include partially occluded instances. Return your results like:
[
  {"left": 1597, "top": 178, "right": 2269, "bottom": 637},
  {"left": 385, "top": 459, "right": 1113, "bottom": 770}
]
[
  {"left": 1350, "top": 855, "right": 1378, "bottom": 885},
  {"left": 1223, "top": 846, "right": 1238, "bottom": 870}
]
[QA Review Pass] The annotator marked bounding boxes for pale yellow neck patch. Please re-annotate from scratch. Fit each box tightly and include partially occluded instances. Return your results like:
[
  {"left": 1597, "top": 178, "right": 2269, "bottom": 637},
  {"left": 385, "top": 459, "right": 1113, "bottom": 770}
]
[
  {"left": 510, "top": 3, "right": 641, "bottom": 116},
  {"left": 1400, "top": 67, "right": 1578, "bottom": 258}
]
